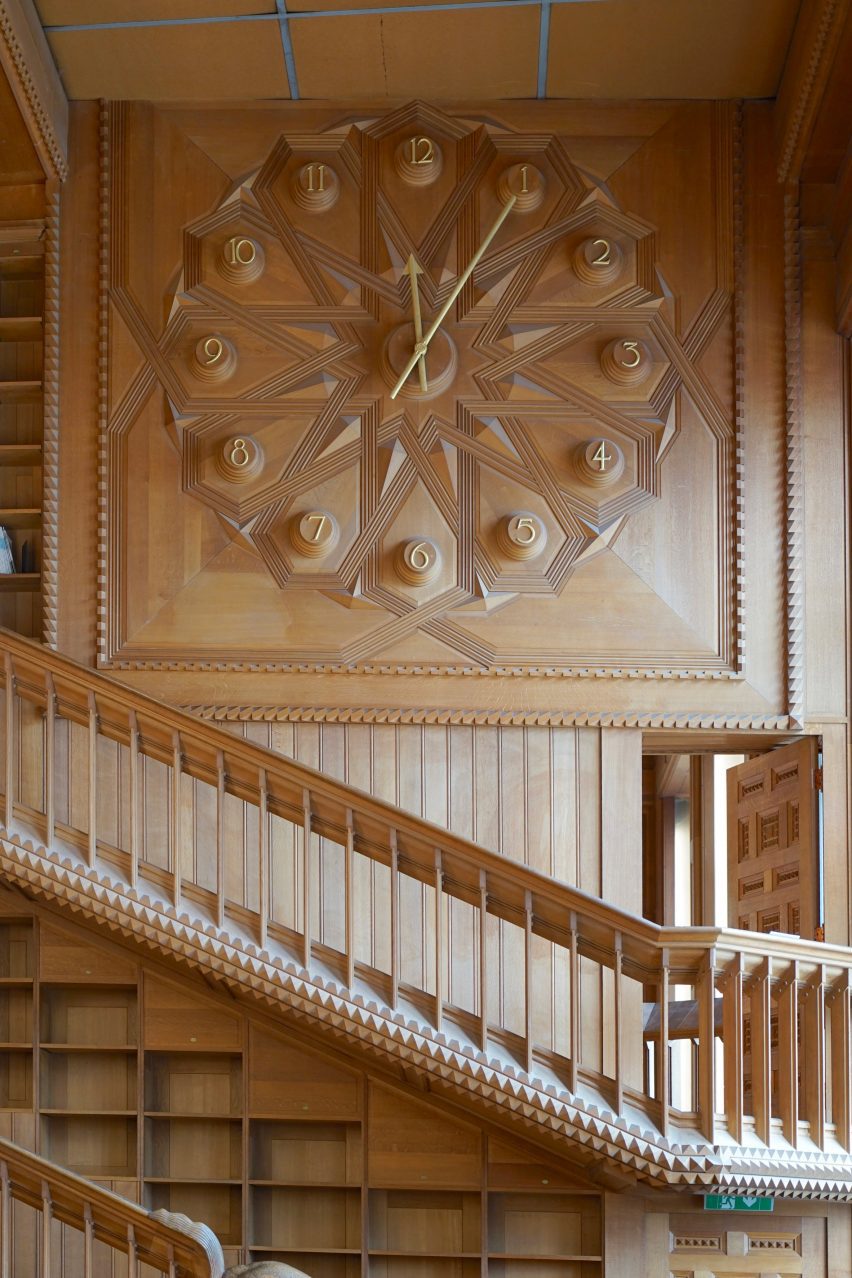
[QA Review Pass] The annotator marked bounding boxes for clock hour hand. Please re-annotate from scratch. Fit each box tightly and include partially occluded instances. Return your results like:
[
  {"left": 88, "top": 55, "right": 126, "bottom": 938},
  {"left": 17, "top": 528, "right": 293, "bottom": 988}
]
[
  {"left": 404, "top": 254, "right": 428, "bottom": 394},
  {"left": 391, "top": 193, "right": 518, "bottom": 399}
]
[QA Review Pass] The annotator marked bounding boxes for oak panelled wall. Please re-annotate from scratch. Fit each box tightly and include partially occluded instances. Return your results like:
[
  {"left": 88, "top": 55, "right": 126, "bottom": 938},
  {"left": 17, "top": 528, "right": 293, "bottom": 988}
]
[{"left": 218, "top": 719, "right": 641, "bottom": 909}]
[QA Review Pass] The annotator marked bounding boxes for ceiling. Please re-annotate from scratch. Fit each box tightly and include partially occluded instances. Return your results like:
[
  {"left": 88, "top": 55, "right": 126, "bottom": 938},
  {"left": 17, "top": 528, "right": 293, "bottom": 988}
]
[{"left": 34, "top": 0, "right": 803, "bottom": 102}]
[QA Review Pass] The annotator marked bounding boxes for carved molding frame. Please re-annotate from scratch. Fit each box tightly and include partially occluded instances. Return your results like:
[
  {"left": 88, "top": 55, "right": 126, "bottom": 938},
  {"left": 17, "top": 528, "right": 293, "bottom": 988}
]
[
  {"left": 0, "top": 0, "right": 68, "bottom": 182},
  {"left": 2, "top": 827, "right": 851, "bottom": 1198},
  {"left": 97, "top": 102, "right": 749, "bottom": 688}
]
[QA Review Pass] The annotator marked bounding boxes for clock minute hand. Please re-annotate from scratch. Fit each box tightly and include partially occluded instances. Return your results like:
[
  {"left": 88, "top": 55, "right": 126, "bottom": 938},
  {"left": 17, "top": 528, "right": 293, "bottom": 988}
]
[{"left": 390, "top": 192, "right": 518, "bottom": 399}]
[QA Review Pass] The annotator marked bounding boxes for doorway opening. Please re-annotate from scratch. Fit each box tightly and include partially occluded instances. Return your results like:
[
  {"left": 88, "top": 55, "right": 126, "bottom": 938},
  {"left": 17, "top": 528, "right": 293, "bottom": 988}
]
[{"left": 641, "top": 739, "right": 823, "bottom": 940}]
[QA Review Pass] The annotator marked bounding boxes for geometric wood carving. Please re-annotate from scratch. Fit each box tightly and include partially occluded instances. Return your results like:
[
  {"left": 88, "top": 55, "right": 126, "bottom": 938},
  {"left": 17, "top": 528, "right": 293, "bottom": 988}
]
[{"left": 101, "top": 100, "right": 740, "bottom": 680}]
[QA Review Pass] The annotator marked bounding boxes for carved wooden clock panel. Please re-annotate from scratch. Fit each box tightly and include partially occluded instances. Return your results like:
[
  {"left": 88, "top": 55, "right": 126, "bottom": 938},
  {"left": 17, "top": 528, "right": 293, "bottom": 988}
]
[{"left": 103, "top": 101, "right": 737, "bottom": 680}]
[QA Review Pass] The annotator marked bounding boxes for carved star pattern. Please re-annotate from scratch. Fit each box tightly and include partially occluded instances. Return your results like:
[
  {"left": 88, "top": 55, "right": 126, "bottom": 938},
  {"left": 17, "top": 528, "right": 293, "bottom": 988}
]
[{"left": 128, "top": 101, "right": 733, "bottom": 668}]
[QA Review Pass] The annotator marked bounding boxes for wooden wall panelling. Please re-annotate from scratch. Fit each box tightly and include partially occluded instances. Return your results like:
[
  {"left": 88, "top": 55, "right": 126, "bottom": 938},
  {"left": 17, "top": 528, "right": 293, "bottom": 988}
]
[
  {"left": 799, "top": 218, "right": 849, "bottom": 721},
  {"left": 220, "top": 718, "right": 638, "bottom": 1075},
  {"left": 56, "top": 101, "right": 99, "bottom": 667}
]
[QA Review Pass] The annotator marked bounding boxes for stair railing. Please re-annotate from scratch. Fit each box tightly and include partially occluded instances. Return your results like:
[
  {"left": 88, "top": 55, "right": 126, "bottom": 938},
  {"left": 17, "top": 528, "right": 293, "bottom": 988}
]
[
  {"left": 0, "top": 1135, "right": 223, "bottom": 1277},
  {"left": 0, "top": 628, "right": 850, "bottom": 1154}
]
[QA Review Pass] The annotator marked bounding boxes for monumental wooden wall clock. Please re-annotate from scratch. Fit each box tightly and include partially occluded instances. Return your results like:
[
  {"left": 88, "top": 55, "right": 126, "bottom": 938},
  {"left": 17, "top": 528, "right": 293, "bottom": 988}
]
[{"left": 97, "top": 99, "right": 773, "bottom": 712}]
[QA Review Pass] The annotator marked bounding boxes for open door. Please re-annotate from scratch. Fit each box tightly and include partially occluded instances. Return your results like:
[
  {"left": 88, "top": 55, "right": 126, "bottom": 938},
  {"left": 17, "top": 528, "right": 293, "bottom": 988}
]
[{"left": 726, "top": 739, "right": 820, "bottom": 939}]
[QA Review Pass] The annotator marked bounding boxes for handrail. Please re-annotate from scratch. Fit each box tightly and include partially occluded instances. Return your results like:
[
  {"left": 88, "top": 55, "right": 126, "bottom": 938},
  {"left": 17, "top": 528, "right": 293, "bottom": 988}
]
[
  {"left": 0, "top": 627, "right": 851, "bottom": 1168},
  {"left": 0, "top": 1136, "right": 224, "bottom": 1277}
]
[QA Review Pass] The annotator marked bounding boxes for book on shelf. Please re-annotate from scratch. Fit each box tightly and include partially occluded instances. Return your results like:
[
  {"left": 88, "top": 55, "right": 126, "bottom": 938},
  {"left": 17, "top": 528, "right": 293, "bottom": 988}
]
[{"left": 0, "top": 527, "right": 14, "bottom": 574}]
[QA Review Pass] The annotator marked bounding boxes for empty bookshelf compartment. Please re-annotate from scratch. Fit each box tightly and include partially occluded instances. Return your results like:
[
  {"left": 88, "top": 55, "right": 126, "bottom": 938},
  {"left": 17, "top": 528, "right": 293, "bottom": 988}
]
[
  {"left": 0, "top": 921, "right": 33, "bottom": 977},
  {"left": 369, "top": 1189, "right": 480, "bottom": 1256},
  {"left": 145, "top": 1053, "right": 242, "bottom": 1116},
  {"left": 250, "top": 1119, "right": 362, "bottom": 1184},
  {"left": 488, "top": 1264, "right": 601, "bottom": 1278},
  {"left": 0, "top": 1050, "right": 32, "bottom": 1107},
  {"left": 40, "top": 986, "right": 137, "bottom": 1047},
  {"left": 369, "top": 1262, "right": 480, "bottom": 1278},
  {"left": 251, "top": 1255, "right": 360, "bottom": 1278},
  {"left": 251, "top": 1185, "right": 361, "bottom": 1251},
  {"left": 0, "top": 987, "right": 32, "bottom": 1043},
  {"left": 42, "top": 1114, "right": 136, "bottom": 1178},
  {"left": 147, "top": 1183, "right": 241, "bottom": 1246},
  {"left": 41, "top": 1050, "right": 135, "bottom": 1112},
  {"left": 146, "top": 1116, "right": 242, "bottom": 1181},
  {"left": 488, "top": 1193, "right": 602, "bottom": 1262}
]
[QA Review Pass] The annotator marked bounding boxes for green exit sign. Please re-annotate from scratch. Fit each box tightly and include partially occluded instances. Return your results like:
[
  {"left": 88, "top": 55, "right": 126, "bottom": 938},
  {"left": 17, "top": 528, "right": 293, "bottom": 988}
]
[{"left": 705, "top": 1195, "right": 774, "bottom": 1213}]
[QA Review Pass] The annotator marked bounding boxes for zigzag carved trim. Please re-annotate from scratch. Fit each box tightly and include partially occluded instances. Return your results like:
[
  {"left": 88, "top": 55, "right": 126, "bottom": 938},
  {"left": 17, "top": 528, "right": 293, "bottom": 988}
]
[
  {"left": 96, "top": 101, "right": 111, "bottom": 664},
  {"left": 0, "top": 1, "right": 68, "bottom": 181},
  {"left": 41, "top": 183, "right": 60, "bottom": 649},
  {"left": 783, "top": 185, "right": 805, "bottom": 728},
  {"left": 181, "top": 705, "right": 793, "bottom": 730},
  {"left": 777, "top": 0, "right": 846, "bottom": 184},
  {"left": 731, "top": 102, "right": 745, "bottom": 676},
  {"left": 3, "top": 829, "right": 851, "bottom": 1198}
]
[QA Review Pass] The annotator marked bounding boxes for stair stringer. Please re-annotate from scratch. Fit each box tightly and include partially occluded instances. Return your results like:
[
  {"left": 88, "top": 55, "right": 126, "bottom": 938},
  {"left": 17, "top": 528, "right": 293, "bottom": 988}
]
[{"left": 4, "top": 828, "right": 852, "bottom": 1201}]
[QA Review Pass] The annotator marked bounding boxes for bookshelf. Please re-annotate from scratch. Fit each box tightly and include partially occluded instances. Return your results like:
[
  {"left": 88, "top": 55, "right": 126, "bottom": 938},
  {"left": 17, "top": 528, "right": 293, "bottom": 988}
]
[
  {"left": 144, "top": 1052, "right": 243, "bottom": 1246},
  {"left": 0, "top": 221, "right": 45, "bottom": 637},
  {"left": 38, "top": 982, "right": 138, "bottom": 1180},
  {"left": 0, "top": 906, "right": 604, "bottom": 1271}
]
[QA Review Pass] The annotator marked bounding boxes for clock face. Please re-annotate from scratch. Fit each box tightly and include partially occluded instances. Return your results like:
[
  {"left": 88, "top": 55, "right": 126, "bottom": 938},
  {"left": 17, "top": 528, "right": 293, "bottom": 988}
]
[{"left": 137, "top": 101, "right": 730, "bottom": 672}]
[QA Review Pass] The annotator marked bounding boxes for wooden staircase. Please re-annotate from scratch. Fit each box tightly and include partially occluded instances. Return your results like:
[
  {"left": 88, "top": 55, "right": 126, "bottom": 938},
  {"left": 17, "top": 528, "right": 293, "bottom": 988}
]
[
  {"left": 0, "top": 1134, "right": 224, "bottom": 1276},
  {"left": 0, "top": 628, "right": 850, "bottom": 1198}
]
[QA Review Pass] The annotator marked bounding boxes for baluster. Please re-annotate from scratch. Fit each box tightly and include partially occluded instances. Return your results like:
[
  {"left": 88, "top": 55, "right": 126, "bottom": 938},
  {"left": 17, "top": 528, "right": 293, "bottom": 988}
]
[
  {"left": 657, "top": 948, "right": 670, "bottom": 1139},
  {"left": 389, "top": 829, "right": 399, "bottom": 1007},
  {"left": 344, "top": 809, "right": 354, "bottom": 989},
  {"left": 172, "top": 731, "right": 183, "bottom": 913},
  {"left": 829, "top": 969, "right": 852, "bottom": 1152},
  {"left": 128, "top": 711, "right": 140, "bottom": 888},
  {"left": 258, "top": 770, "right": 269, "bottom": 950},
  {"left": 750, "top": 956, "right": 772, "bottom": 1144},
  {"left": 40, "top": 1180, "right": 51, "bottom": 1278},
  {"left": 167, "top": 1244, "right": 177, "bottom": 1278},
  {"left": 697, "top": 948, "right": 717, "bottom": 1140},
  {"left": 434, "top": 849, "right": 443, "bottom": 1033},
  {"left": 524, "top": 890, "right": 533, "bottom": 1075},
  {"left": 3, "top": 653, "right": 14, "bottom": 831},
  {"left": 82, "top": 1203, "right": 93, "bottom": 1278},
  {"left": 44, "top": 672, "right": 55, "bottom": 846},
  {"left": 478, "top": 869, "right": 488, "bottom": 1051},
  {"left": 568, "top": 912, "right": 580, "bottom": 1093},
  {"left": 0, "top": 1160, "right": 10, "bottom": 1278},
  {"left": 612, "top": 931, "right": 623, "bottom": 1114},
  {"left": 803, "top": 963, "right": 826, "bottom": 1148},
  {"left": 126, "top": 1223, "right": 139, "bottom": 1278},
  {"left": 302, "top": 789, "right": 312, "bottom": 969},
  {"left": 86, "top": 691, "right": 98, "bottom": 868},
  {"left": 777, "top": 960, "right": 798, "bottom": 1146},
  {"left": 722, "top": 953, "right": 744, "bottom": 1144},
  {"left": 215, "top": 749, "right": 225, "bottom": 929}
]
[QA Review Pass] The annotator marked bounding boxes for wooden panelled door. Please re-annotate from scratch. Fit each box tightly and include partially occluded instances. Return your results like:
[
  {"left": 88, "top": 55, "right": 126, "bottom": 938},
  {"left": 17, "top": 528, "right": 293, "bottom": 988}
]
[{"left": 726, "top": 739, "right": 820, "bottom": 939}]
